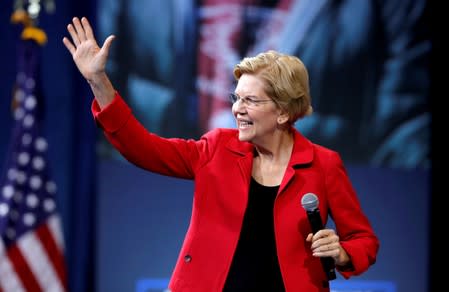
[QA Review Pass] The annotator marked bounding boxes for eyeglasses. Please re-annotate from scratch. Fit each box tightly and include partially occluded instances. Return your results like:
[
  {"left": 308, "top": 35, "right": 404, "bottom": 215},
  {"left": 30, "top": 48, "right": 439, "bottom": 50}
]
[{"left": 228, "top": 93, "right": 274, "bottom": 108}]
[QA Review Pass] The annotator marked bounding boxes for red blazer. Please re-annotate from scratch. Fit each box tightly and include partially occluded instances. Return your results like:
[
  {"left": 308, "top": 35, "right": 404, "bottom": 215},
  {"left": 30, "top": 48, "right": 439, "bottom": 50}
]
[{"left": 92, "top": 93, "right": 379, "bottom": 292}]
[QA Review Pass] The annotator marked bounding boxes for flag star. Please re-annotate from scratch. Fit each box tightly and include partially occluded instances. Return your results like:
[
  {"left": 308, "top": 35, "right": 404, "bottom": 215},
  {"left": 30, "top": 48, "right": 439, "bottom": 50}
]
[
  {"left": 29, "top": 175, "right": 42, "bottom": 190},
  {"left": 25, "top": 95, "right": 37, "bottom": 110},
  {"left": 14, "top": 107, "right": 25, "bottom": 120},
  {"left": 23, "top": 213, "right": 36, "bottom": 226},
  {"left": 22, "top": 133, "right": 32, "bottom": 145},
  {"left": 0, "top": 203, "right": 9, "bottom": 216},
  {"left": 35, "top": 137, "right": 48, "bottom": 152},
  {"left": 26, "top": 193, "right": 39, "bottom": 208},
  {"left": 18, "top": 152, "right": 31, "bottom": 166},
  {"left": 44, "top": 199, "right": 55, "bottom": 212},
  {"left": 46, "top": 181, "right": 57, "bottom": 194},
  {"left": 2, "top": 185, "right": 14, "bottom": 199},
  {"left": 16, "top": 171, "right": 27, "bottom": 184},
  {"left": 32, "top": 156, "right": 45, "bottom": 170},
  {"left": 7, "top": 168, "right": 18, "bottom": 181},
  {"left": 23, "top": 115, "right": 35, "bottom": 128}
]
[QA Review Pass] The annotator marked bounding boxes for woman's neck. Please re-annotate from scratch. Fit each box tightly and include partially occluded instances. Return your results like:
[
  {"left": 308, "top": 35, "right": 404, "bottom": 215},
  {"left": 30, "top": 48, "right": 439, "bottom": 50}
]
[{"left": 252, "top": 130, "right": 294, "bottom": 186}]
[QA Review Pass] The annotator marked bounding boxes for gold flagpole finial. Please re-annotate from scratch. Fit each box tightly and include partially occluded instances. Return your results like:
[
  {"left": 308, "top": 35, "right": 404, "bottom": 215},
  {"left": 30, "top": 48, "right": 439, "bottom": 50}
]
[{"left": 10, "top": 0, "right": 55, "bottom": 46}]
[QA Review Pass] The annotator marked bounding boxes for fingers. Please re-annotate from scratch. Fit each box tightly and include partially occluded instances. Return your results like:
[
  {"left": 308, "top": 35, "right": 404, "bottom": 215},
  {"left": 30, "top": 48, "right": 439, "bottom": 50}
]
[
  {"left": 63, "top": 16, "right": 98, "bottom": 56},
  {"left": 311, "top": 229, "right": 337, "bottom": 244},
  {"left": 305, "top": 233, "right": 313, "bottom": 242},
  {"left": 62, "top": 37, "right": 76, "bottom": 55},
  {"left": 67, "top": 22, "right": 80, "bottom": 47},
  {"left": 81, "top": 17, "right": 95, "bottom": 40},
  {"left": 65, "top": 17, "right": 91, "bottom": 47},
  {"left": 100, "top": 35, "right": 116, "bottom": 56},
  {"left": 72, "top": 17, "right": 87, "bottom": 42},
  {"left": 309, "top": 229, "right": 340, "bottom": 256},
  {"left": 312, "top": 239, "right": 338, "bottom": 254}
]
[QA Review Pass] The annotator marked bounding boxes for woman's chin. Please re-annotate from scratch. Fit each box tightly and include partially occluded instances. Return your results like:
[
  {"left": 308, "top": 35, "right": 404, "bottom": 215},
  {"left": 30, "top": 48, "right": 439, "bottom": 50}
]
[{"left": 238, "top": 131, "right": 252, "bottom": 142}]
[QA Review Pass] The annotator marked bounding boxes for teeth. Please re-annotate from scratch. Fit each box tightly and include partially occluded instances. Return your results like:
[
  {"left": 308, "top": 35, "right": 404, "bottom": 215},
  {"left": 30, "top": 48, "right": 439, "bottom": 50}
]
[{"left": 239, "top": 121, "right": 252, "bottom": 128}]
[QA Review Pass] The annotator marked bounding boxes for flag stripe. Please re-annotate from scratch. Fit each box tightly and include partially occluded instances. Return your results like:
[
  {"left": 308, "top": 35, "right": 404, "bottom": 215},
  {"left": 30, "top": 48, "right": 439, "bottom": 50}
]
[
  {"left": 0, "top": 240, "right": 26, "bottom": 292},
  {"left": 7, "top": 243, "right": 42, "bottom": 292},
  {"left": 36, "top": 221, "right": 67, "bottom": 289},
  {"left": 48, "top": 215, "right": 65, "bottom": 252},
  {"left": 18, "top": 230, "right": 65, "bottom": 292}
]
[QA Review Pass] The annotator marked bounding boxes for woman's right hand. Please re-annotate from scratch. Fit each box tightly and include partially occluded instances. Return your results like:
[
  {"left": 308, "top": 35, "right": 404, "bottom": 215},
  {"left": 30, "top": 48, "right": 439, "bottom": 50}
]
[{"left": 62, "top": 17, "right": 115, "bottom": 82}]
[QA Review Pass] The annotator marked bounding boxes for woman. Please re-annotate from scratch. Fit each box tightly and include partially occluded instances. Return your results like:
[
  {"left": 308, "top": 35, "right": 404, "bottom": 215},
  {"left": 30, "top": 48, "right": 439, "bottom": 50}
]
[{"left": 63, "top": 17, "right": 379, "bottom": 292}]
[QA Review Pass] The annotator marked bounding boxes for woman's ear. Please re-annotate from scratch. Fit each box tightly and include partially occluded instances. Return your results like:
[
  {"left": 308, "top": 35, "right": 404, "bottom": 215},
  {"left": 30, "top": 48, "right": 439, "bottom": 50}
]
[{"left": 277, "top": 113, "right": 289, "bottom": 125}]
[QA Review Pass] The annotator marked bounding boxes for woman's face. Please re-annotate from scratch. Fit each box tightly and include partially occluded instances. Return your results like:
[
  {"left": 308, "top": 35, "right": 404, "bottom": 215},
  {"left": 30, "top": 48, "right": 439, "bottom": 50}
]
[{"left": 232, "top": 74, "right": 281, "bottom": 144}]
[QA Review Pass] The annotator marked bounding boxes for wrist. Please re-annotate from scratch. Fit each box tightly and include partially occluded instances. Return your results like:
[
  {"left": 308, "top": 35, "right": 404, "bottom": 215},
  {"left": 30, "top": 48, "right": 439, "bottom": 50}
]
[
  {"left": 86, "top": 71, "right": 108, "bottom": 85},
  {"left": 87, "top": 73, "right": 115, "bottom": 109},
  {"left": 335, "top": 246, "right": 350, "bottom": 266}
]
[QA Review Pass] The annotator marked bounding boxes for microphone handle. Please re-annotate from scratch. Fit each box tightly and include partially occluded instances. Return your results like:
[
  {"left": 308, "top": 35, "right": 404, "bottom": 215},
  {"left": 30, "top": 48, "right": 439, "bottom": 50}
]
[{"left": 306, "top": 209, "right": 337, "bottom": 281}]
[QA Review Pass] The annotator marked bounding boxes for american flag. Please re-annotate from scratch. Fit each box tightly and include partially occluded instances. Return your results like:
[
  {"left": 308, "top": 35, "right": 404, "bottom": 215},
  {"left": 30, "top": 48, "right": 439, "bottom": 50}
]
[{"left": 0, "top": 34, "right": 67, "bottom": 291}]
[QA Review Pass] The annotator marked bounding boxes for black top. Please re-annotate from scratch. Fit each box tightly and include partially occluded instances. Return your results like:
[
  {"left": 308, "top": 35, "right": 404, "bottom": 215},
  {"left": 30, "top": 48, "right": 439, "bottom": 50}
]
[{"left": 223, "top": 177, "right": 285, "bottom": 292}]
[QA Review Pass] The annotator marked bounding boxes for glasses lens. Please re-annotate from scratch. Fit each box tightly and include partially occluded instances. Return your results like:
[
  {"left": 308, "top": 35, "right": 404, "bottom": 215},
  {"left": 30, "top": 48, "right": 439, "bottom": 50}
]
[{"left": 229, "top": 93, "right": 238, "bottom": 103}]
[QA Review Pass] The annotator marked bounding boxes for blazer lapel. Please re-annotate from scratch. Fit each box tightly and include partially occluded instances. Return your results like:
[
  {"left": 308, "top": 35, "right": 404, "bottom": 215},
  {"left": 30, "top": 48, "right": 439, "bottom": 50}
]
[{"left": 279, "top": 129, "right": 314, "bottom": 194}]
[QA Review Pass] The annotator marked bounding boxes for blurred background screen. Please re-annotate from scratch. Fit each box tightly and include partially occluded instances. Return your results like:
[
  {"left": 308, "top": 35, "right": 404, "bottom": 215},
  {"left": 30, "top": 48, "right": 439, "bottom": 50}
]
[{"left": 95, "top": 1, "right": 431, "bottom": 291}]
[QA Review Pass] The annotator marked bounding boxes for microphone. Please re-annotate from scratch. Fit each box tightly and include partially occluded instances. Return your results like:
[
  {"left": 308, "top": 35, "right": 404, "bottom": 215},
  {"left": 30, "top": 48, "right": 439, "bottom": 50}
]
[{"left": 301, "top": 193, "right": 336, "bottom": 281}]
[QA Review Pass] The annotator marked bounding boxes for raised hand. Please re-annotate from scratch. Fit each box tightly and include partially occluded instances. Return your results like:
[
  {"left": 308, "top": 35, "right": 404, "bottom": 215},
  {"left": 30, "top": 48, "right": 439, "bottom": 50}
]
[
  {"left": 63, "top": 16, "right": 116, "bottom": 108},
  {"left": 62, "top": 17, "right": 115, "bottom": 82}
]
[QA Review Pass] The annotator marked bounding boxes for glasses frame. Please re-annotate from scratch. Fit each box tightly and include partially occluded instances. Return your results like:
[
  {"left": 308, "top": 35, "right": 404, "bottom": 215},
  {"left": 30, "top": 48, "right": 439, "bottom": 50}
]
[{"left": 229, "top": 93, "right": 274, "bottom": 108}]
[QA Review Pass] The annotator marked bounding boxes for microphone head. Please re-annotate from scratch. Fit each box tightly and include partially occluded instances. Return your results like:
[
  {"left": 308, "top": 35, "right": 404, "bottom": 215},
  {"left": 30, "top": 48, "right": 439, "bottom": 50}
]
[{"left": 301, "top": 193, "right": 319, "bottom": 211}]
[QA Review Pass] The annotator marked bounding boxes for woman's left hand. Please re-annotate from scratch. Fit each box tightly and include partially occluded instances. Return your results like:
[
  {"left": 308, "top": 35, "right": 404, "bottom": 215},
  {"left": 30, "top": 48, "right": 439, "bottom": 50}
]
[{"left": 306, "top": 229, "right": 350, "bottom": 266}]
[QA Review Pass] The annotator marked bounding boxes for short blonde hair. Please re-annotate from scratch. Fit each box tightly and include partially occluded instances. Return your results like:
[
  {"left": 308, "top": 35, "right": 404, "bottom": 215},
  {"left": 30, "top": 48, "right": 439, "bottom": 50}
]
[{"left": 233, "top": 50, "right": 313, "bottom": 123}]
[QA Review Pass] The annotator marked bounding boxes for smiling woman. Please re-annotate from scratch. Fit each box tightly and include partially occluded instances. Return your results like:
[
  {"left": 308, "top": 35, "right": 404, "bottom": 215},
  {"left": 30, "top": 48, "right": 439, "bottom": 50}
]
[
  {"left": 63, "top": 17, "right": 379, "bottom": 291},
  {"left": 232, "top": 50, "right": 313, "bottom": 123}
]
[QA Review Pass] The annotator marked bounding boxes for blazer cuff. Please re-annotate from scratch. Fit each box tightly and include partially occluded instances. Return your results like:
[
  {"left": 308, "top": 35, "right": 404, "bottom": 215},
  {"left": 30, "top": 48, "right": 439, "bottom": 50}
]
[
  {"left": 337, "top": 242, "right": 370, "bottom": 279},
  {"left": 91, "top": 92, "right": 132, "bottom": 133}
]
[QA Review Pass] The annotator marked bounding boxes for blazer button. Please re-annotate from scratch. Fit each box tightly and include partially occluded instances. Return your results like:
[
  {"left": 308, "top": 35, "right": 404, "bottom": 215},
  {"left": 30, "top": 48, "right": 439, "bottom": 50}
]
[{"left": 184, "top": 255, "right": 192, "bottom": 263}]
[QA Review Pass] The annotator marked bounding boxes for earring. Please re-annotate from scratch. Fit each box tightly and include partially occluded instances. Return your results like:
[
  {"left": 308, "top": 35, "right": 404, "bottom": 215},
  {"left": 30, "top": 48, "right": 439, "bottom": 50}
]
[{"left": 278, "top": 116, "right": 287, "bottom": 124}]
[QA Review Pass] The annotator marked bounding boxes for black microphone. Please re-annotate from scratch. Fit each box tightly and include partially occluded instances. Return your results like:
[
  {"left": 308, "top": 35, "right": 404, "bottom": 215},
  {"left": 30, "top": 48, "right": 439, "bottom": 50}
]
[{"left": 301, "top": 193, "right": 336, "bottom": 281}]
